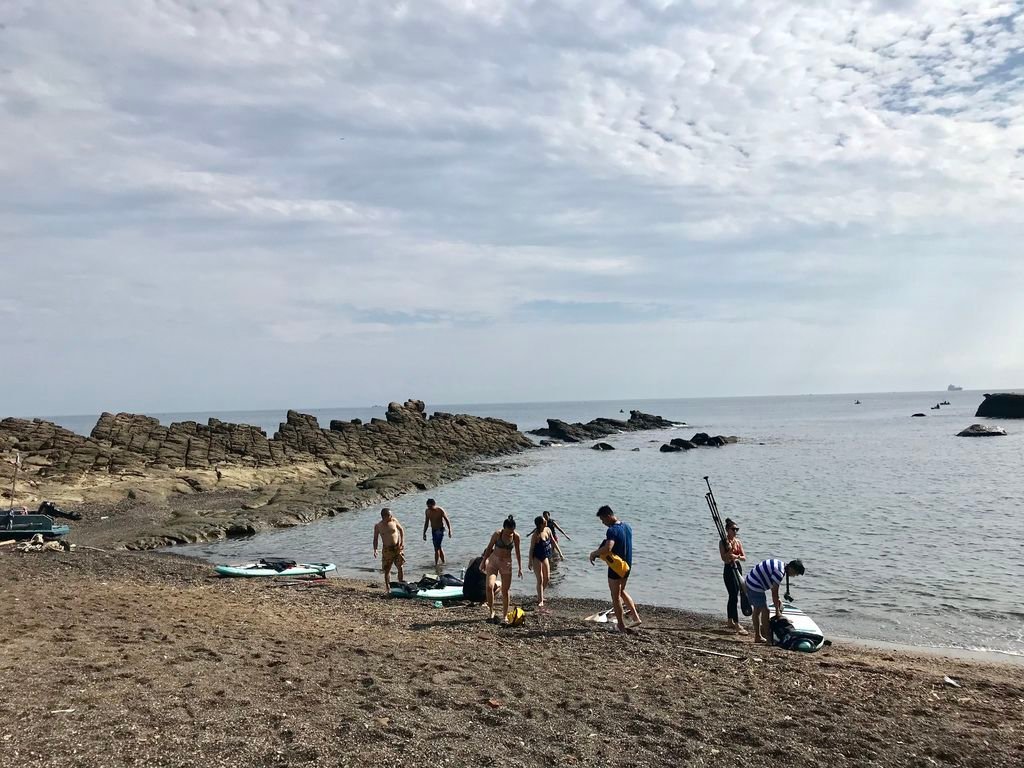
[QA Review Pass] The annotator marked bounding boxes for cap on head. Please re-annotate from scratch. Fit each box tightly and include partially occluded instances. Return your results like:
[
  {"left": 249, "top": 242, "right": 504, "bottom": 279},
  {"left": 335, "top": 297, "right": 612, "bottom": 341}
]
[
  {"left": 787, "top": 559, "right": 805, "bottom": 576},
  {"left": 597, "top": 505, "right": 614, "bottom": 519}
]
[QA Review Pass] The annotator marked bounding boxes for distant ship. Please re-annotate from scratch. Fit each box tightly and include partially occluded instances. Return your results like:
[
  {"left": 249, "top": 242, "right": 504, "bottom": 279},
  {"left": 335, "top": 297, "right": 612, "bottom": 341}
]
[{"left": 947, "top": 384, "right": 963, "bottom": 391}]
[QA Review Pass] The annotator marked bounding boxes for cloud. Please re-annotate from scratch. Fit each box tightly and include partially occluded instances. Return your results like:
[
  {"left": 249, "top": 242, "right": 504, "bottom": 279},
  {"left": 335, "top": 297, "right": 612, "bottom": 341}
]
[{"left": 1, "top": 0, "right": 1024, "bottom": 413}]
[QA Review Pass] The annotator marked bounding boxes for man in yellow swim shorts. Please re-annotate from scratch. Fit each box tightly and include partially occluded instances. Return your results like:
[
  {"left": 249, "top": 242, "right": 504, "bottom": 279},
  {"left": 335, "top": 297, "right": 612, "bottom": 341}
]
[{"left": 373, "top": 508, "right": 406, "bottom": 590}]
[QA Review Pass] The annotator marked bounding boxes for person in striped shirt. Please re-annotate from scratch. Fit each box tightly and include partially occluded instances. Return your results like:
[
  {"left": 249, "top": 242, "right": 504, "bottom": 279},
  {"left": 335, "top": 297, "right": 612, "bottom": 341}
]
[{"left": 743, "top": 558, "right": 805, "bottom": 644}]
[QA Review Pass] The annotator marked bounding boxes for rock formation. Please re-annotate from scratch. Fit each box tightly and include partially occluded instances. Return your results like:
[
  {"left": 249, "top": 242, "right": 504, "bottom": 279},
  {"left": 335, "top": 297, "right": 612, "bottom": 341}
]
[
  {"left": 591, "top": 442, "right": 615, "bottom": 451},
  {"left": 956, "top": 424, "right": 1008, "bottom": 437},
  {"left": 0, "top": 399, "right": 534, "bottom": 549},
  {"left": 528, "top": 411, "right": 681, "bottom": 443},
  {"left": 975, "top": 393, "right": 1024, "bottom": 419}
]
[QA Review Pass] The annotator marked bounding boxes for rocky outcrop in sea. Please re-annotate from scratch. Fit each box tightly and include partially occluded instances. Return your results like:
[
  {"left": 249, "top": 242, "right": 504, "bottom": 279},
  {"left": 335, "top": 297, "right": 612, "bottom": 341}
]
[
  {"left": 528, "top": 410, "right": 681, "bottom": 443},
  {"left": 974, "top": 393, "right": 1024, "bottom": 419}
]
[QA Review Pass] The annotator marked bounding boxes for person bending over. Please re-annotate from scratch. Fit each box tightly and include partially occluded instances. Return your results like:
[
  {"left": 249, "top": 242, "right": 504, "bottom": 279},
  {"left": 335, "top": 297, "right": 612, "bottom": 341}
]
[{"left": 743, "top": 558, "right": 805, "bottom": 644}]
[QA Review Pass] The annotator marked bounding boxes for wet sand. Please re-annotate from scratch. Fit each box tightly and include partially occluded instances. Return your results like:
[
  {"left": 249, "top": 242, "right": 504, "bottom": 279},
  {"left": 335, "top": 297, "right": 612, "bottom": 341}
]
[{"left": 2, "top": 547, "right": 1022, "bottom": 768}]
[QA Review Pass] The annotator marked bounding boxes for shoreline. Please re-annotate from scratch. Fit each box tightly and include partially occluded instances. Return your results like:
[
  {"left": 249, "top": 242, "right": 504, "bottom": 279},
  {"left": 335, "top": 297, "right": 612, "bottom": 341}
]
[{"left": 3, "top": 546, "right": 1022, "bottom": 768}]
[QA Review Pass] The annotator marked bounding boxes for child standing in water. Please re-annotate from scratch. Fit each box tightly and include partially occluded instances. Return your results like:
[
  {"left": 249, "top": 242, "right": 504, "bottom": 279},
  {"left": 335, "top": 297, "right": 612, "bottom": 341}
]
[{"left": 529, "top": 515, "right": 554, "bottom": 608}]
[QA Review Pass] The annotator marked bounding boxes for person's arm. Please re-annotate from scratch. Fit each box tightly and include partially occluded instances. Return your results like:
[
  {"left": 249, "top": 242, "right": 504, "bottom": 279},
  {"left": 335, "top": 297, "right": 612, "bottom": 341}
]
[
  {"left": 514, "top": 533, "right": 523, "bottom": 577},
  {"left": 719, "top": 539, "right": 733, "bottom": 564},
  {"left": 553, "top": 522, "right": 571, "bottom": 540},
  {"left": 481, "top": 533, "right": 497, "bottom": 562},
  {"left": 589, "top": 538, "right": 613, "bottom": 565},
  {"left": 551, "top": 536, "right": 564, "bottom": 560},
  {"left": 735, "top": 540, "right": 746, "bottom": 561},
  {"left": 771, "top": 584, "right": 783, "bottom": 615},
  {"left": 372, "top": 524, "right": 380, "bottom": 558},
  {"left": 396, "top": 521, "right": 405, "bottom": 550},
  {"left": 423, "top": 510, "right": 429, "bottom": 540},
  {"left": 443, "top": 510, "right": 453, "bottom": 538}
]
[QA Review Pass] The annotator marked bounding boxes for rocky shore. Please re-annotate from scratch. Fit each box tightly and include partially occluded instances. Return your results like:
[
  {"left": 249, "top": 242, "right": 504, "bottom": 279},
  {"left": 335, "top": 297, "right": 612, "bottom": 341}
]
[
  {"left": 0, "top": 399, "right": 533, "bottom": 549},
  {"left": 1, "top": 548, "right": 1021, "bottom": 768}
]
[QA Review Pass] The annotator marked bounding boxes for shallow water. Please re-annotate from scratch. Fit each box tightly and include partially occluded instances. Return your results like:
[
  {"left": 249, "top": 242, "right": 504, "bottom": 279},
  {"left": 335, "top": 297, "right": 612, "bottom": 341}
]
[{"left": 55, "top": 390, "right": 1024, "bottom": 657}]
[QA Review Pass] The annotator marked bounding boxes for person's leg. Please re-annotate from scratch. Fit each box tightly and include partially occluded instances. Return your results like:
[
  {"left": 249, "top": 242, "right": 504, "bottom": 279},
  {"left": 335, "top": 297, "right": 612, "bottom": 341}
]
[
  {"left": 542, "top": 558, "right": 551, "bottom": 589},
  {"left": 724, "top": 567, "right": 739, "bottom": 628},
  {"left": 396, "top": 552, "right": 405, "bottom": 585},
  {"left": 533, "top": 558, "right": 544, "bottom": 605},
  {"left": 608, "top": 577, "right": 626, "bottom": 630},
  {"left": 485, "top": 572, "right": 497, "bottom": 619},
  {"left": 501, "top": 572, "right": 511, "bottom": 620},
  {"left": 620, "top": 577, "right": 641, "bottom": 627},
  {"left": 383, "top": 561, "right": 391, "bottom": 590},
  {"left": 753, "top": 607, "right": 769, "bottom": 643},
  {"left": 439, "top": 545, "right": 445, "bottom": 565}
]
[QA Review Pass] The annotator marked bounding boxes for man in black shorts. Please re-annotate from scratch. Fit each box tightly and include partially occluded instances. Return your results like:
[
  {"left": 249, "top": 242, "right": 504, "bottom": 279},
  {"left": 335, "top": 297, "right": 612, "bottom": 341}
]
[{"left": 589, "top": 505, "right": 641, "bottom": 633}]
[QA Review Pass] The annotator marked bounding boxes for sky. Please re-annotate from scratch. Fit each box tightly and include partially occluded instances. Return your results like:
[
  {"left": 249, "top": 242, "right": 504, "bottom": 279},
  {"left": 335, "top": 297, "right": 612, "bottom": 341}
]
[{"left": 2, "top": 0, "right": 1024, "bottom": 416}]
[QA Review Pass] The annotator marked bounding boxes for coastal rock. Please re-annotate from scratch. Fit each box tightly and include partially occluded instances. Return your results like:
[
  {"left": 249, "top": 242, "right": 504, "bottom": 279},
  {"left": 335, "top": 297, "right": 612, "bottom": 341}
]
[
  {"left": 0, "top": 398, "right": 535, "bottom": 549},
  {"left": 912, "top": 413, "right": 926, "bottom": 417},
  {"left": 528, "top": 410, "right": 680, "bottom": 443},
  {"left": 975, "top": 393, "right": 1024, "bottom": 419},
  {"left": 659, "top": 444, "right": 683, "bottom": 453},
  {"left": 669, "top": 438, "right": 695, "bottom": 450},
  {"left": 956, "top": 424, "right": 1008, "bottom": 437},
  {"left": 591, "top": 442, "right": 615, "bottom": 451}
]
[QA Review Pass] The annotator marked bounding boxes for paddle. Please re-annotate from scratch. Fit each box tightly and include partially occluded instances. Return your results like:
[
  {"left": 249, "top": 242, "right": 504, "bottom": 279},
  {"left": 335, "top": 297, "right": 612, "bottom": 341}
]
[{"left": 704, "top": 476, "right": 752, "bottom": 617}]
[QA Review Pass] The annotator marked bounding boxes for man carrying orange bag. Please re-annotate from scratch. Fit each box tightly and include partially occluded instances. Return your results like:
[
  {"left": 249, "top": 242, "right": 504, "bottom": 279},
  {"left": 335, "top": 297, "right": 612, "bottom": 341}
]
[{"left": 589, "top": 505, "right": 642, "bottom": 633}]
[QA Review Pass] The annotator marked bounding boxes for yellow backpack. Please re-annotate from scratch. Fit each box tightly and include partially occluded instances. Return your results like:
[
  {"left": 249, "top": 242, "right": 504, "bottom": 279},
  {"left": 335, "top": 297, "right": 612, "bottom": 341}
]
[{"left": 505, "top": 606, "right": 526, "bottom": 626}]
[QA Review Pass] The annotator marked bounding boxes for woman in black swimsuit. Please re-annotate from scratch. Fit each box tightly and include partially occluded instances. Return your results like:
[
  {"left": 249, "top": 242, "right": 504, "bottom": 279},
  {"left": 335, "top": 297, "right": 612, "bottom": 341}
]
[{"left": 529, "top": 515, "right": 554, "bottom": 608}]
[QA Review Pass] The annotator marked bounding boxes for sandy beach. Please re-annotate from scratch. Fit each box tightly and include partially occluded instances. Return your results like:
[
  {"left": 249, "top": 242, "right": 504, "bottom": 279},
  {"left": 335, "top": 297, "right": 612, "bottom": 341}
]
[{"left": 2, "top": 545, "right": 1022, "bottom": 768}]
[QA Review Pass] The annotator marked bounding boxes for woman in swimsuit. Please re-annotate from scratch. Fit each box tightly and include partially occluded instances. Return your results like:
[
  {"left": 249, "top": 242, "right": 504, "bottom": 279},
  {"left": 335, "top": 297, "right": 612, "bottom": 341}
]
[
  {"left": 720, "top": 517, "right": 748, "bottom": 635},
  {"left": 529, "top": 515, "right": 554, "bottom": 608},
  {"left": 542, "top": 510, "right": 570, "bottom": 561},
  {"left": 481, "top": 515, "right": 523, "bottom": 624}
]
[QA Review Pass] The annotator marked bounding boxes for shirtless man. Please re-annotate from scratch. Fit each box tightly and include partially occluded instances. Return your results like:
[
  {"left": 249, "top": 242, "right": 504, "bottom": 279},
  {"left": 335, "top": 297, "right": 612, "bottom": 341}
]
[
  {"left": 422, "top": 498, "right": 453, "bottom": 566},
  {"left": 372, "top": 508, "right": 405, "bottom": 590}
]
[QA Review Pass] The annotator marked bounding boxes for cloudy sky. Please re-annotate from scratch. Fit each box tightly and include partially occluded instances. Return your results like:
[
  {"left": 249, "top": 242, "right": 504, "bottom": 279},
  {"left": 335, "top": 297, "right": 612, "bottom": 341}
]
[{"left": 2, "top": 0, "right": 1023, "bottom": 415}]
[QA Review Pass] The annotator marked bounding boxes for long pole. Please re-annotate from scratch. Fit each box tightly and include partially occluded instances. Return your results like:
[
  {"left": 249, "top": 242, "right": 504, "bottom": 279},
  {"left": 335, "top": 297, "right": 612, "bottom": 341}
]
[
  {"left": 704, "top": 475, "right": 751, "bottom": 616},
  {"left": 8, "top": 452, "right": 20, "bottom": 512}
]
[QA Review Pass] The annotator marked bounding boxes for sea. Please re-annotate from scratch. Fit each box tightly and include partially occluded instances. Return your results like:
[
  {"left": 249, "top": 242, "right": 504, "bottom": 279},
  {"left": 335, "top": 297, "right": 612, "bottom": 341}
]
[{"left": 50, "top": 390, "right": 1024, "bottom": 659}]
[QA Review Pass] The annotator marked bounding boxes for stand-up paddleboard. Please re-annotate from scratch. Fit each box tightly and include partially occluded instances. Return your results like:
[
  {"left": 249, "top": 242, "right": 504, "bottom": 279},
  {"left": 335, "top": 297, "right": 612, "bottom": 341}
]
[
  {"left": 215, "top": 562, "right": 335, "bottom": 578},
  {"left": 770, "top": 603, "right": 826, "bottom": 652},
  {"left": 389, "top": 583, "right": 464, "bottom": 600}
]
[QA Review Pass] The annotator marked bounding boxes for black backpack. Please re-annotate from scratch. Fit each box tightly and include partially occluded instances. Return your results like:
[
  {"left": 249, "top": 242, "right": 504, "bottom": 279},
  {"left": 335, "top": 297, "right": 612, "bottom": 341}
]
[{"left": 462, "top": 557, "right": 487, "bottom": 603}]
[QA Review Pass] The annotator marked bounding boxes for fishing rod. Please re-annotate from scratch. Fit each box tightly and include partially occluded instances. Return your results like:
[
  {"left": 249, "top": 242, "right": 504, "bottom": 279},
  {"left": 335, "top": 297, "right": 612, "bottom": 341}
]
[{"left": 704, "top": 475, "right": 751, "bottom": 616}]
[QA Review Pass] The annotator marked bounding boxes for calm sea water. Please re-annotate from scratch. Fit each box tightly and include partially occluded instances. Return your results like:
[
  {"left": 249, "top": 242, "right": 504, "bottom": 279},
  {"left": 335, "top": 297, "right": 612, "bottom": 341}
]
[{"left": 52, "top": 391, "right": 1024, "bottom": 657}]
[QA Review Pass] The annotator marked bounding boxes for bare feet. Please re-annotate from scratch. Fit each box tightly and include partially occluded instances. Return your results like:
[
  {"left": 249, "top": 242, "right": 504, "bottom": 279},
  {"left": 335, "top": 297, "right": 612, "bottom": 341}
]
[
  {"left": 754, "top": 637, "right": 768, "bottom": 644},
  {"left": 736, "top": 626, "right": 749, "bottom": 635}
]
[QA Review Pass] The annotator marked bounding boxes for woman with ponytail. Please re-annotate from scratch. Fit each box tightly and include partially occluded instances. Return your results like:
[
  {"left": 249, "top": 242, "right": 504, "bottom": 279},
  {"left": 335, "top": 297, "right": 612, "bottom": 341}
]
[{"left": 480, "top": 515, "right": 523, "bottom": 623}]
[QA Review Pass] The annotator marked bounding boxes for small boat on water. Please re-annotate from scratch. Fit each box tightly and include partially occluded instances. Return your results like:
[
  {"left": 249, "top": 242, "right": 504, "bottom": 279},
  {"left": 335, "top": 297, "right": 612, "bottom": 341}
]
[
  {"left": 948, "top": 384, "right": 963, "bottom": 391},
  {"left": 854, "top": 400, "right": 861, "bottom": 404}
]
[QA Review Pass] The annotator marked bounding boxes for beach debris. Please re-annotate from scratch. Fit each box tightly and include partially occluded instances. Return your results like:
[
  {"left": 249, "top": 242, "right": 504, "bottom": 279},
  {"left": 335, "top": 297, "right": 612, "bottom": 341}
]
[
  {"left": 49, "top": 708, "right": 75, "bottom": 714},
  {"left": 943, "top": 676, "right": 962, "bottom": 688},
  {"left": 486, "top": 698, "right": 503, "bottom": 709},
  {"left": 0, "top": 539, "right": 15, "bottom": 547},
  {"left": 679, "top": 646, "right": 743, "bottom": 660}
]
